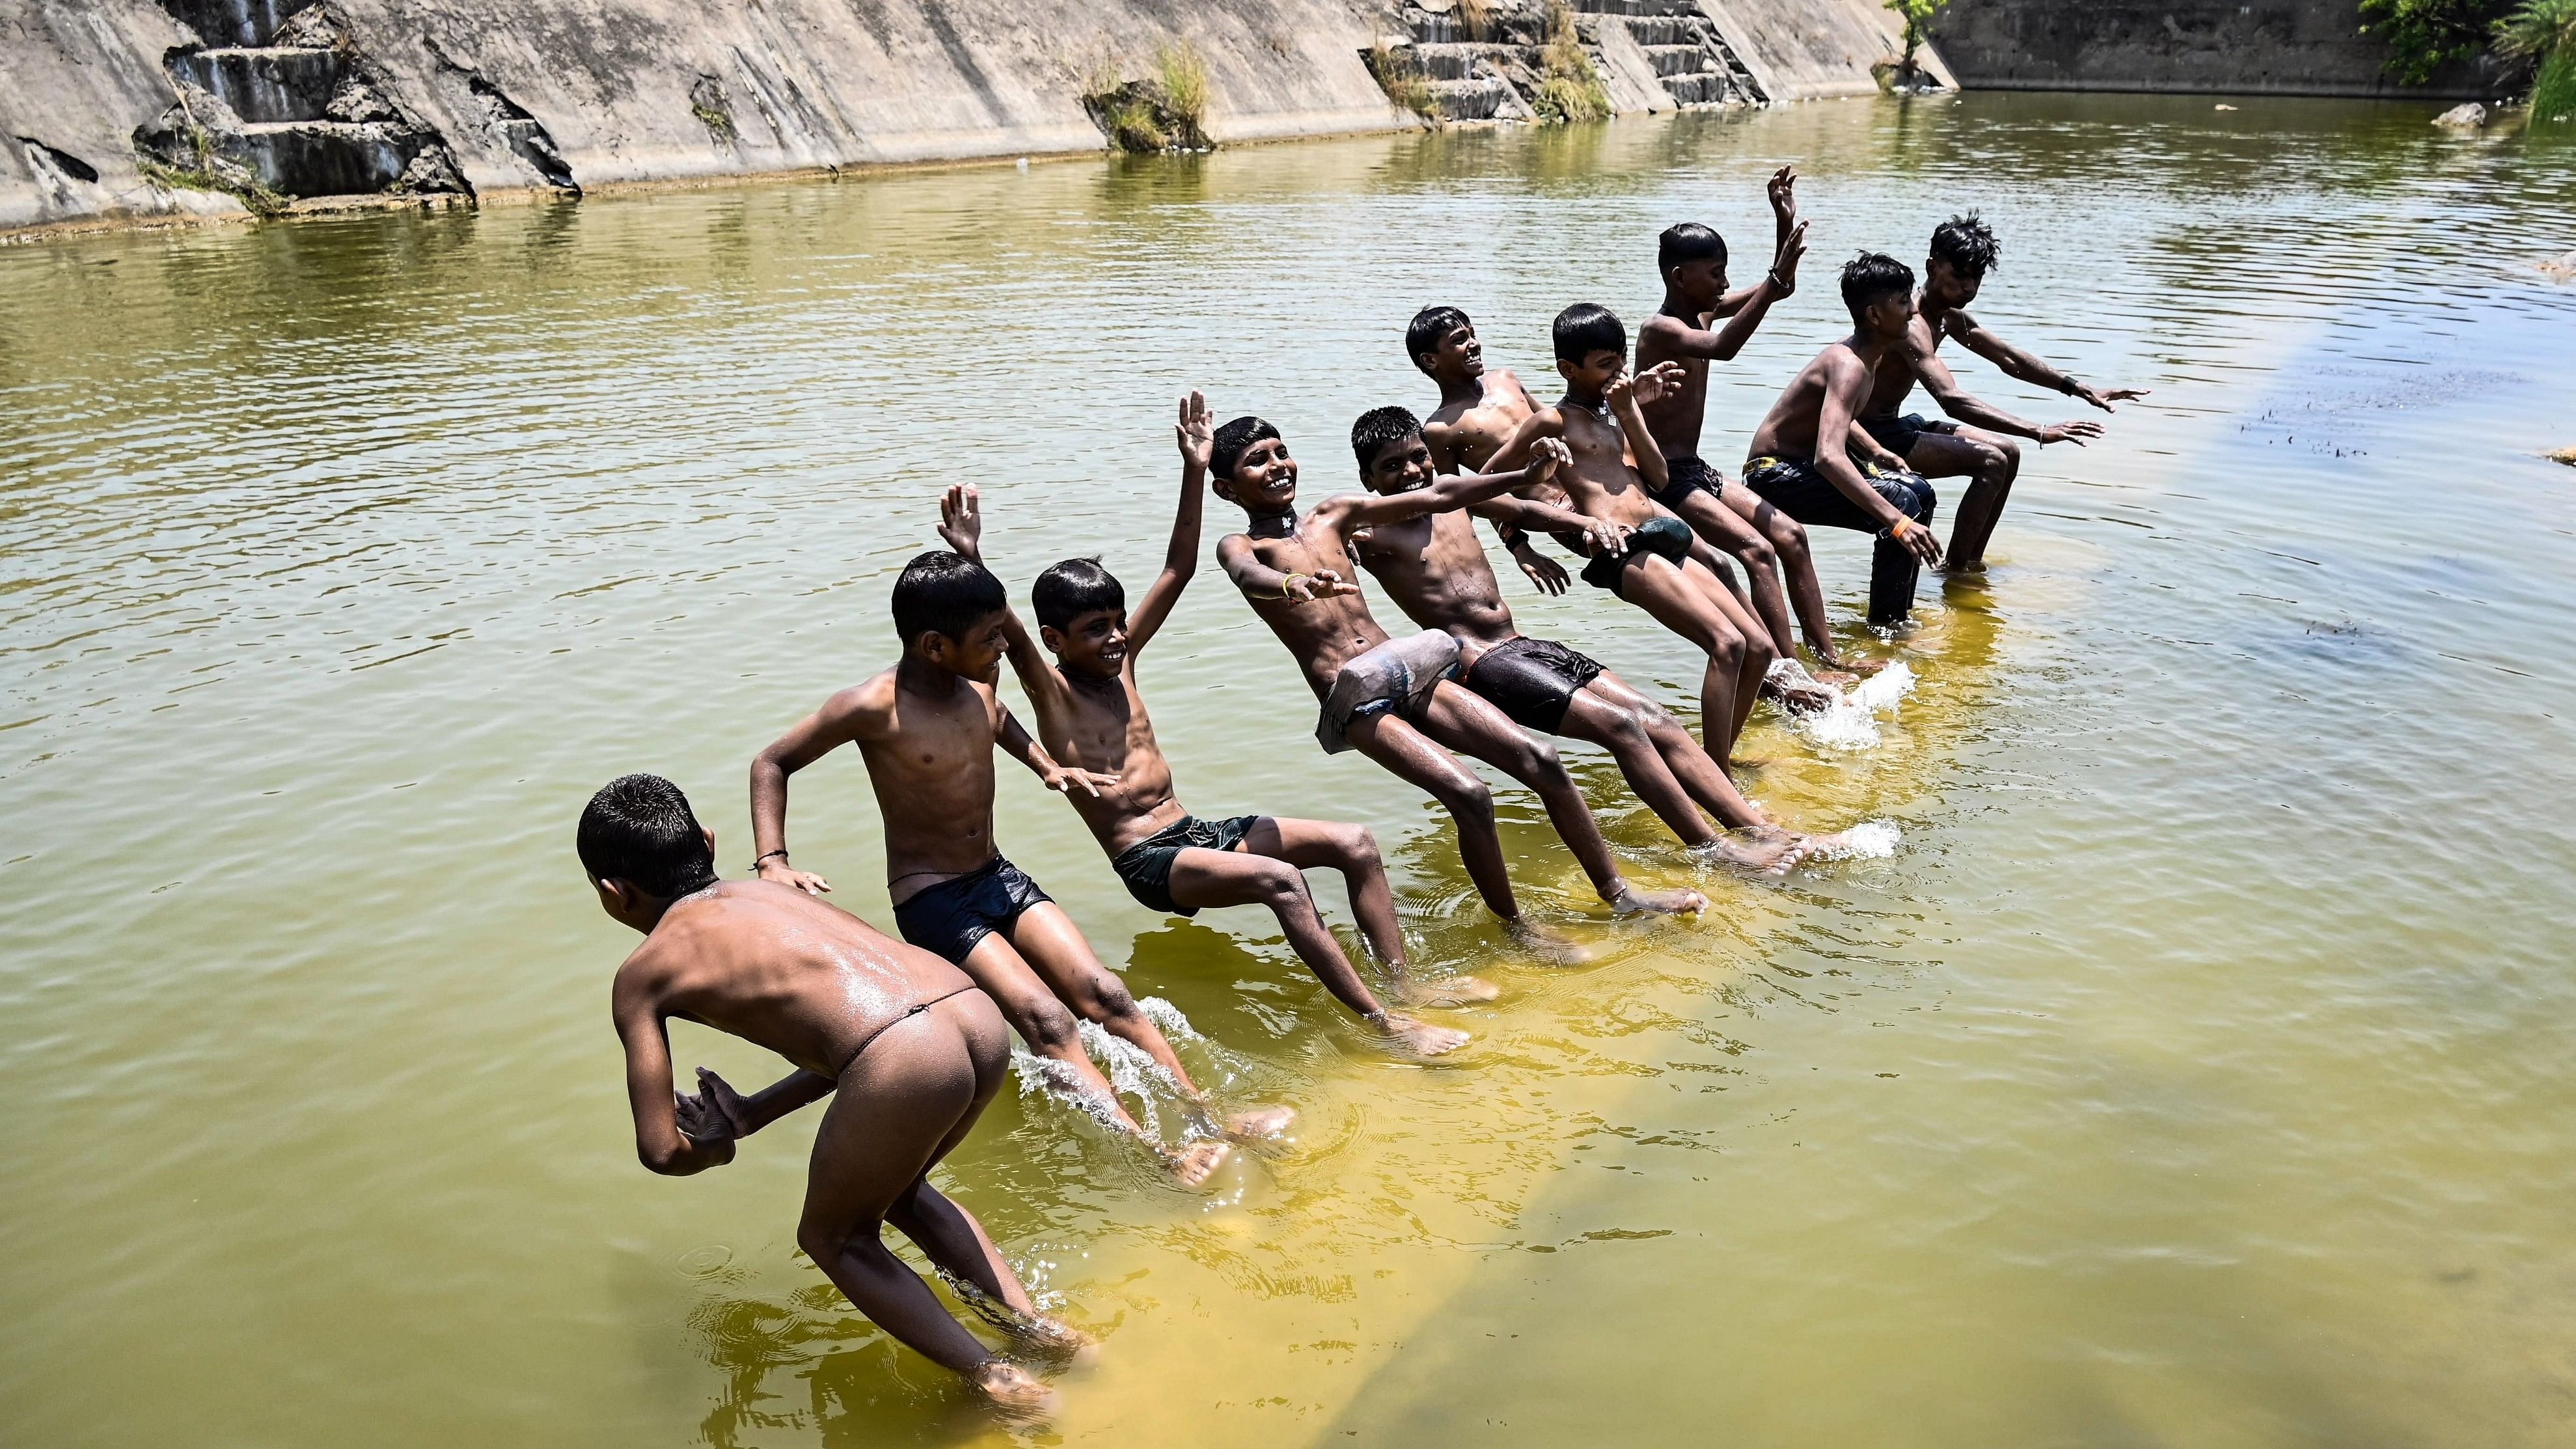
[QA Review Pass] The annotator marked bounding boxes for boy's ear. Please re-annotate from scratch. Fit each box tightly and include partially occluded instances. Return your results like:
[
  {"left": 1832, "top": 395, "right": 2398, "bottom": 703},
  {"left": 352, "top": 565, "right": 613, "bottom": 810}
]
[
  {"left": 1037, "top": 623, "right": 1066, "bottom": 655},
  {"left": 592, "top": 874, "right": 635, "bottom": 922},
  {"left": 700, "top": 825, "right": 715, "bottom": 862},
  {"left": 1555, "top": 357, "right": 1577, "bottom": 382},
  {"left": 1211, "top": 475, "right": 1240, "bottom": 505}
]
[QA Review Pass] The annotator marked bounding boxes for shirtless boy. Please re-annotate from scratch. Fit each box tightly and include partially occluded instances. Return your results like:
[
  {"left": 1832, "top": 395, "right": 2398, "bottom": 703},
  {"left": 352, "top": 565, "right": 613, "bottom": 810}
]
[
  {"left": 932, "top": 393, "right": 1473, "bottom": 1057},
  {"left": 1743, "top": 253, "right": 1945, "bottom": 627},
  {"left": 1634, "top": 166, "right": 1865, "bottom": 680},
  {"left": 749, "top": 552, "right": 1233, "bottom": 1183},
  {"left": 1344, "top": 404, "right": 1811, "bottom": 874},
  {"left": 1211, "top": 417, "right": 1705, "bottom": 935},
  {"left": 1487, "top": 304, "right": 1777, "bottom": 768},
  {"left": 1410, "top": 307, "right": 1570, "bottom": 598},
  {"left": 585, "top": 773, "right": 1071, "bottom": 1413},
  {"left": 1859, "top": 213, "right": 2148, "bottom": 569}
]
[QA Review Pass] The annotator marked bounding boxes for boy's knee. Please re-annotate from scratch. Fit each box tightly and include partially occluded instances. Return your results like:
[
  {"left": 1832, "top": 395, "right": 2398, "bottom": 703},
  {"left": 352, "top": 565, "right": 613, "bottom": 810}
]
[
  {"left": 797, "top": 1216, "right": 876, "bottom": 1264},
  {"left": 1252, "top": 859, "right": 1311, "bottom": 909},
  {"left": 1991, "top": 436, "right": 2021, "bottom": 473},
  {"left": 1018, "top": 995, "right": 1086, "bottom": 1054},
  {"left": 1085, "top": 975, "right": 1142, "bottom": 1024},
  {"left": 1520, "top": 737, "right": 1569, "bottom": 785},
  {"left": 1337, "top": 825, "right": 1383, "bottom": 872},
  {"left": 1706, "top": 624, "right": 1746, "bottom": 670},
  {"left": 1435, "top": 774, "right": 1495, "bottom": 822},
  {"left": 1739, "top": 536, "right": 1779, "bottom": 572},
  {"left": 1772, "top": 515, "right": 1811, "bottom": 559}
]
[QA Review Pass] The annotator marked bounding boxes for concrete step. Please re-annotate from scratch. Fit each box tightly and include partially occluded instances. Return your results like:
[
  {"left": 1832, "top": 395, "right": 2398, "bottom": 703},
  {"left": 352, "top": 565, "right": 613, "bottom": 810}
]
[
  {"left": 1640, "top": 44, "right": 1716, "bottom": 77},
  {"left": 168, "top": 46, "right": 342, "bottom": 124},
  {"left": 226, "top": 120, "right": 428, "bottom": 196},
  {"left": 1617, "top": 15, "right": 1707, "bottom": 46},
  {"left": 1411, "top": 42, "right": 1489, "bottom": 81},
  {"left": 1660, "top": 72, "right": 1742, "bottom": 106},
  {"left": 159, "top": 0, "right": 305, "bottom": 48},
  {"left": 1431, "top": 77, "right": 1520, "bottom": 121},
  {"left": 1564, "top": 0, "right": 1701, "bottom": 18}
]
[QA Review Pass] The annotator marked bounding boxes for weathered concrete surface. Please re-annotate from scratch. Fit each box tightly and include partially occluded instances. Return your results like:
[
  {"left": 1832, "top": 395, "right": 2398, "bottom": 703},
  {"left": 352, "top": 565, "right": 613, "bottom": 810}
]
[
  {"left": 1934, "top": 0, "right": 2507, "bottom": 100},
  {"left": 1, "top": 2, "right": 244, "bottom": 229},
  {"left": 1701, "top": 0, "right": 1956, "bottom": 100}
]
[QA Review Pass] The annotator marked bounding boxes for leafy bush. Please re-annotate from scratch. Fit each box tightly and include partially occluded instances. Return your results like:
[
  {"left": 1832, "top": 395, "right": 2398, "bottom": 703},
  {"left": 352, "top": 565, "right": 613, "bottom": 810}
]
[
  {"left": 2361, "top": 0, "right": 2515, "bottom": 84},
  {"left": 2497, "top": 0, "right": 2576, "bottom": 117},
  {"left": 1366, "top": 41, "right": 1441, "bottom": 120},
  {"left": 1531, "top": 2, "right": 1610, "bottom": 124}
]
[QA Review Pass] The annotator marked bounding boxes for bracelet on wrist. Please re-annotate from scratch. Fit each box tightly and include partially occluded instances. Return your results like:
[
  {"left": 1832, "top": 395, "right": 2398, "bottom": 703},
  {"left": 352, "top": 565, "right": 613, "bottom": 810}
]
[
  {"left": 1767, "top": 269, "right": 1792, "bottom": 293},
  {"left": 753, "top": 849, "right": 789, "bottom": 868}
]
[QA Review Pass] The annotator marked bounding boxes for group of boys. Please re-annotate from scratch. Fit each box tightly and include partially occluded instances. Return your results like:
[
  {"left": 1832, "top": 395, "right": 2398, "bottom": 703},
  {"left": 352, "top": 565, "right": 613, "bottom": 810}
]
[{"left": 571, "top": 167, "right": 2143, "bottom": 1412}]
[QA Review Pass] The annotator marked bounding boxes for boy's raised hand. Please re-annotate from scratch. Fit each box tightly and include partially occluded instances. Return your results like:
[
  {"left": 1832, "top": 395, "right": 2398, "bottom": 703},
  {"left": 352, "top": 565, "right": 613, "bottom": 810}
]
[
  {"left": 1623, "top": 361, "right": 1689, "bottom": 408},
  {"left": 937, "top": 484, "right": 985, "bottom": 562},
  {"left": 1774, "top": 217, "right": 1809, "bottom": 288},
  {"left": 1767, "top": 163, "right": 1798, "bottom": 221},
  {"left": 1177, "top": 389, "right": 1214, "bottom": 473},
  {"left": 1524, "top": 435, "right": 1572, "bottom": 488}
]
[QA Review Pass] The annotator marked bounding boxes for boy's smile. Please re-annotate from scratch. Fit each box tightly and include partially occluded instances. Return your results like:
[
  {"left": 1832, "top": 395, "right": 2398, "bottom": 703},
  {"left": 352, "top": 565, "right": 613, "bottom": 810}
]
[{"left": 1222, "top": 437, "right": 1300, "bottom": 515}]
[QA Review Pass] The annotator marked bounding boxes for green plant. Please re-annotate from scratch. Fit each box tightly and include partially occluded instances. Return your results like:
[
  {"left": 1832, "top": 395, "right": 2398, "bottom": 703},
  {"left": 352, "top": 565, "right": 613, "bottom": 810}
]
[
  {"left": 1883, "top": 0, "right": 1952, "bottom": 83},
  {"left": 1080, "top": 40, "right": 1213, "bottom": 154},
  {"left": 1367, "top": 40, "right": 1441, "bottom": 120},
  {"left": 2361, "top": 0, "right": 2515, "bottom": 83},
  {"left": 2497, "top": 0, "right": 2576, "bottom": 117},
  {"left": 138, "top": 154, "right": 287, "bottom": 217},
  {"left": 1531, "top": 2, "right": 1610, "bottom": 124},
  {"left": 1155, "top": 40, "right": 1209, "bottom": 136}
]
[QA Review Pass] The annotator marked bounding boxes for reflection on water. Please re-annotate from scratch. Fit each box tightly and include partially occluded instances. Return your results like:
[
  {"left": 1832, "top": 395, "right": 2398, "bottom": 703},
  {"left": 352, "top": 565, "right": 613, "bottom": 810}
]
[{"left": 3, "top": 92, "right": 2575, "bottom": 1447}]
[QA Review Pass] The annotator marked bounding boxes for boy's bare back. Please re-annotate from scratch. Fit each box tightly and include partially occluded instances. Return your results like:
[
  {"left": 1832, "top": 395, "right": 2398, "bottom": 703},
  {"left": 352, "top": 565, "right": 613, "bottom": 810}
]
[{"left": 612, "top": 879, "right": 975, "bottom": 1078}]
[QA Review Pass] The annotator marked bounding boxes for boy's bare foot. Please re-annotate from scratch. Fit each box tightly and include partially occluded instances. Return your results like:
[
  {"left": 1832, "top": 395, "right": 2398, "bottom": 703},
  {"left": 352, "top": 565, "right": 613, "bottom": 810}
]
[
  {"left": 1759, "top": 674, "right": 1837, "bottom": 713},
  {"left": 1606, "top": 881, "right": 1708, "bottom": 916},
  {"left": 971, "top": 1361, "right": 1056, "bottom": 1421},
  {"left": 1007, "top": 1312, "right": 1094, "bottom": 1360},
  {"left": 1224, "top": 1105, "right": 1297, "bottom": 1141},
  {"left": 1160, "top": 1138, "right": 1232, "bottom": 1187},
  {"left": 1691, "top": 829, "right": 1805, "bottom": 877},
  {"left": 1815, "top": 653, "right": 1889, "bottom": 676},
  {"left": 1505, "top": 915, "right": 1603, "bottom": 965},
  {"left": 1391, "top": 974, "right": 1501, "bottom": 1008},
  {"left": 1375, "top": 1011, "right": 1470, "bottom": 1056}
]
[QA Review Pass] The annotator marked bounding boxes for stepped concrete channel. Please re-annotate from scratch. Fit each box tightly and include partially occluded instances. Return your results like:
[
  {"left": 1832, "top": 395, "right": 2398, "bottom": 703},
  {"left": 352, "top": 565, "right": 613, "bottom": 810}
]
[{"left": 2, "top": 0, "right": 1938, "bottom": 236}]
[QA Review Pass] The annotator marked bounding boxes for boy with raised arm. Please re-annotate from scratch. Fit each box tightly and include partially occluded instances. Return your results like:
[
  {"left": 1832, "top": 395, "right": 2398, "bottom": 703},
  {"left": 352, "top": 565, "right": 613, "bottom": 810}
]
[
  {"left": 1345, "top": 405, "right": 1820, "bottom": 874},
  {"left": 1411, "top": 306, "right": 1569, "bottom": 598},
  {"left": 1743, "top": 253, "right": 1945, "bottom": 626},
  {"left": 933, "top": 392, "right": 1473, "bottom": 1057},
  {"left": 1211, "top": 417, "right": 1706, "bottom": 937},
  {"left": 1860, "top": 213, "right": 2148, "bottom": 569},
  {"left": 584, "top": 773, "right": 1072, "bottom": 1414},
  {"left": 748, "top": 553, "right": 1233, "bottom": 1184},
  {"left": 1634, "top": 166, "right": 1864, "bottom": 682},
  {"left": 1486, "top": 304, "right": 1777, "bottom": 769}
]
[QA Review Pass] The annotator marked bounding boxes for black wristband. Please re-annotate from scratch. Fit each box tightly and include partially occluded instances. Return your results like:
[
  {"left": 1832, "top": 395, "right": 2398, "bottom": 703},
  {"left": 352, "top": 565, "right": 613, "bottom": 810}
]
[
  {"left": 753, "top": 849, "right": 789, "bottom": 868},
  {"left": 1497, "top": 523, "right": 1530, "bottom": 550}
]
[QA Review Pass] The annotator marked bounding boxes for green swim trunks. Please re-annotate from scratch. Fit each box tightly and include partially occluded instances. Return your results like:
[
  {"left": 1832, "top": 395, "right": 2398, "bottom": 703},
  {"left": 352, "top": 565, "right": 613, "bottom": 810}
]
[{"left": 1111, "top": 814, "right": 1263, "bottom": 915}]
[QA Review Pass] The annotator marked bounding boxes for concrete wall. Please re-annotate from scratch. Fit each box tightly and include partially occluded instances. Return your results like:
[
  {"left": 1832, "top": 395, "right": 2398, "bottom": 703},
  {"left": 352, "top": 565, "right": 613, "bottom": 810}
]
[
  {"left": 1934, "top": 0, "right": 2508, "bottom": 100},
  {"left": 1703, "top": 0, "right": 1956, "bottom": 100}
]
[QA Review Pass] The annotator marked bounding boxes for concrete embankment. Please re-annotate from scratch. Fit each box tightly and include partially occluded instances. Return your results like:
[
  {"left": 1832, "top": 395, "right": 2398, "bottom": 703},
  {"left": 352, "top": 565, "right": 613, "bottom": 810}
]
[
  {"left": 2, "top": 0, "right": 1930, "bottom": 236},
  {"left": 1934, "top": 0, "right": 2509, "bottom": 100}
]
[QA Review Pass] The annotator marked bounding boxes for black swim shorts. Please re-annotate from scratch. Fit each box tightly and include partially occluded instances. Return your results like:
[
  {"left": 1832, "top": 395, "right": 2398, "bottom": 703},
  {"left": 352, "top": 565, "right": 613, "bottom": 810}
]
[
  {"left": 1462, "top": 635, "right": 1606, "bottom": 734},
  {"left": 1579, "top": 514, "right": 1694, "bottom": 598},
  {"left": 1856, "top": 412, "right": 1958, "bottom": 458},
  {"left": 892, "top": 856, "right": 1052, "bottom": 965},
  {"left": 1110, "top": 814, "right": 1263, "bottom": 916},
  {"left": 1649, "top": 454, "right": 1725, "bottom": 512}
]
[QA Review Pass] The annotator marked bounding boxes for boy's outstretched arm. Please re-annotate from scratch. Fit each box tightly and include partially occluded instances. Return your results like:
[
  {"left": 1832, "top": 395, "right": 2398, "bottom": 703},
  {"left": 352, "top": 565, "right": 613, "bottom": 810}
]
[
  {"left": 1906, "top": 325, "right": 2102, "bottom": 446},
  {"left": 1473, "top": 491, "right": 1634, "bottom": 558},
  {"left": 996, "top": 706, "right": 1119, "bottom": 797},
  {"left": 1611, "top": 368, "right": 1677, "bottom": 493},
  {"left": 1216, "top": 533, "right": 1362, "bottom": 601},
  {"left": 750, "top": 689, "right": 874, "bottom": 895},
  {"left": 1481, "top": 405, "right": 1568, "bottom": 474},
  {"left": 687, "top": 1063, "right": 838, "bottom": 1136},
  {"left": 1712, "top": 165, "right": 1800, "bottom": 317},
  {"left": 1125, "top": 389, "right": 1213, "bottom": 657},
  {"left": 1816, "top": 356, "right": 1942, "bottom": 566},
  {"left": 936, "top": 485, "right": 1055, "bottom": 692},
  {"left": 614, "top": 988, "right": 737, "bottom": 1176},
  {"left": 1951, "top": 312, "right": 2150, "bottom": 413},
  {"left": 1327, "top": 439, "right": 1573, "bottom": 531},
  {"left": 1675, "top": 219, "right": 1807, "bottom": 360}
]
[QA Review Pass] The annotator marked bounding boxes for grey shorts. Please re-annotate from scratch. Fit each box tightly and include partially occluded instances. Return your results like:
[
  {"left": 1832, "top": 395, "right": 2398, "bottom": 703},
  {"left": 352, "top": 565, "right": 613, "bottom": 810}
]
[{"left": 1317, "top": 629, "right": 1461, "bottom": 754}]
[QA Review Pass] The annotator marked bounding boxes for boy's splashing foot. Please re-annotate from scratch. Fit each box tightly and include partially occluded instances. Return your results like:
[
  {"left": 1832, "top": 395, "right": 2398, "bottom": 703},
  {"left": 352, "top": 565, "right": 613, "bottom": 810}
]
[
  {"left": 1692, "top": 827, "right": 1809, "bottom": 877},
  {"left": 1391, "top": 973, "right": 1501, "bottom": 1008},
  {"left": 971, "top": 1361, "right": 1057, "bottom": 1422},
  {"left": 1607, "top": 881, "right": 1708, "bottom": 917},
  {"left": 1374, "top": 1010, "right": 1472, "bottom": 1056},
  {"left": 1224, "top": 1105, "right": 1298, "bottom": 1141},
  {"left": 1506, "top": 915, "right": 1603, "bottom": 966},
  {"left": 1160, "top": 1138, "right": 1233, "bottom": 1187}
]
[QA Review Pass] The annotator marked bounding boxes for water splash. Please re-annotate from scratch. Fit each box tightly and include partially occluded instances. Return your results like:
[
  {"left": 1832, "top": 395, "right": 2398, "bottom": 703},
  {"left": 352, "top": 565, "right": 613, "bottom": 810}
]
[
  {"left": 1008, "top": 995, "right": 1222, "bottom": 1142},
  {"left": 1809, "top": 819, "right": 1902, "bottom": 860},
  {"left": 1788, "top": 661, "right": 1917, "bottom": 751}
]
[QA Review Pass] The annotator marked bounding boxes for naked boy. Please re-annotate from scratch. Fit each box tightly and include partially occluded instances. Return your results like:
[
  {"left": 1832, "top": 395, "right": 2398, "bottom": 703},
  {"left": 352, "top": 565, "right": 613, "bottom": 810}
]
[
  {"left": 1859, "top": 213, "right": 2148, "bottom": 568},
  {"left": 749, "top": 553, "right": 1232, "bottom": 1183},
  {"left": 1212, "top": 417, "right": 1706, "bottom": 934},
  {"left": 1487, "top": 304, "right": 1777, "bottom": 768},
  {"left": 1634, "top": 166, "right": 1865, "bottom": 680},
  {"left": 586, "top": 773, "right": 1072, "bottom": 1413},
  {"left": 935, "top": 392, "right": 1474, "bottom": 1057},
  {"left": 1743, "top": 252, "right": 1945, "bottom": 626},
  {"left": 1344, "top": 404, "right": 1812, "bottom": 874}
]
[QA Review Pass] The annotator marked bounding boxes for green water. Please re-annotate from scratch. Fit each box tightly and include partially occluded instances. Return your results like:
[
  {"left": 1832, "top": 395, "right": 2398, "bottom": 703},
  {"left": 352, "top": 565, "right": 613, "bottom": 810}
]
[{"left": 5, "top": 92, "right": 2574, "bottom": 1447}]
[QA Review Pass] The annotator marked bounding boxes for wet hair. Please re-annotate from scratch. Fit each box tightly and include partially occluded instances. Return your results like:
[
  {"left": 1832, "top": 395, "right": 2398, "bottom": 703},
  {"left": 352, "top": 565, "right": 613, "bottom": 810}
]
[
  {"left": 1928, "top": 212, "right": 1999, "bottom": 277},
  {"left": 1839, "top": 252, "right": 1916, "bottom": 323},
  {"left": 577, "top": 773, "right": 717, "bottom": 899},
  {"left": 1406, "top": 305, "right": 1472, "bottom": 374},
  {"left": 1350, "top": 406, "right": 1425, "bottom": 470},
  {"left": 1212, "top": 415, "right": 1281, "bottom": 480},
  {"left": 1552, "top": 302, "right": 1626, "bottom": 363},
  {"left": 1032, "top": 557, "right": 1125, "bottom": 630},
  {"left": 1658, "top": 222, "right": 1725, "bottom": 273},
  {"left": 890, "top": 549, "right": 1006, "bottom": 646}
]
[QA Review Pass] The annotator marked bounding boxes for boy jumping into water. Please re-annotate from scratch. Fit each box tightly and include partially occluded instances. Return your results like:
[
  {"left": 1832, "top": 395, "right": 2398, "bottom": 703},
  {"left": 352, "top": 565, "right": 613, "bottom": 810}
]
[
  {"left": 586, "top": 773, "right": 1072, "bottom": 1413},
  {"left": 750, "top": 552, "right": 1239, "bottom": 1183},
  {"left": 1487, "top": 305, "right": 1778, "bottom": 769},
  {"left": 1212, "top": 416, "right": 1706, "bottom": 935},
  {"left": 1634, "top": 167, "right": 1865, "bottom": 681},
  {"left": 1744, "top": 253, "right": 1945, "bottom": 627},
  {"left": 1344, "top": 404, "right": 1815, "bottom": 873},
  {"left": 1859, "top": 213, "right": 2148, "bottom": 569},
  {"left": 933, "top": 391, "right": 1475, "bottom": 1057}
]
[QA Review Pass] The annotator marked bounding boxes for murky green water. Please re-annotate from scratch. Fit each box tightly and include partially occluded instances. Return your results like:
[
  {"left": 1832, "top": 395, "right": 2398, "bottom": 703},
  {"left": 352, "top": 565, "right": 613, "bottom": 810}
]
[{"left": 5, "top": 92, "right": 2574, "bottom": 1447}]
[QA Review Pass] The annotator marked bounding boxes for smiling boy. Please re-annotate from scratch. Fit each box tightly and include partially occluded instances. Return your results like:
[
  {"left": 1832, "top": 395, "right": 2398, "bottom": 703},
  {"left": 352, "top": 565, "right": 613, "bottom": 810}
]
[
  {"left": 748, "top": 550, "right": 1231, "bottom": 1183},
  {"left": 1487, "top": 304, "right": 1778, "bottom": 769},
  {"left": 1211, "top": 415, "right": 1706, "bottom": 937},
  {"left": 932, "top": 391, "right": 1473, "bottom": 1057}
]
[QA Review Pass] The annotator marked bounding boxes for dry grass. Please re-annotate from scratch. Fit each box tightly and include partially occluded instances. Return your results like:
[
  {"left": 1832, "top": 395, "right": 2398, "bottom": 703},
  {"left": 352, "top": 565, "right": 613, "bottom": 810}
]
[
  {"left": 1457, "top": 0, "right": 1495, "bottom": 42},
  {"left": 1367, "top": 40, "right": 1441, "bottom": 120},
  {"left": 1531, "top": 1, "right": 1610, "bottom": 123}
]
